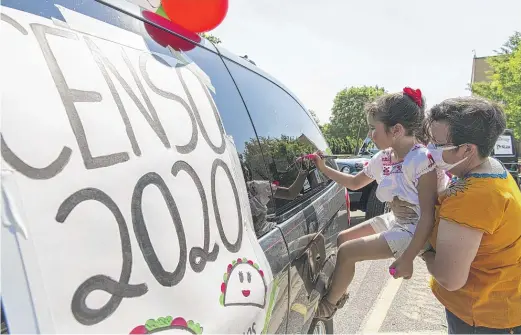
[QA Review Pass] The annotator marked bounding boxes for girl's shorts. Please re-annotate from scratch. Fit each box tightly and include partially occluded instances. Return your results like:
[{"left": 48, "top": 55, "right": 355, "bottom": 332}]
[{"left": 367, "top": 212, "right": 431, "bottom": 258}]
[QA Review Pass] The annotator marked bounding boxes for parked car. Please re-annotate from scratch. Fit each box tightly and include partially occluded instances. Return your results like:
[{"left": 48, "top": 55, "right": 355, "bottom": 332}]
[
  {"left": 492, "top": 129, "right": 519, "bottom": 188},
  {"left": 0, "top": 0, "right": 347, "bottom": 333}
]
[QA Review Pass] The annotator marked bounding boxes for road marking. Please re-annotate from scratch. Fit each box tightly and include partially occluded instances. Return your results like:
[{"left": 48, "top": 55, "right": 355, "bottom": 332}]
[
  {"left": 361, "top": 275, "right": 403, "bottom": 333},
  {"left": 376, "top": 332, "right": 446, "bottom": 335}
]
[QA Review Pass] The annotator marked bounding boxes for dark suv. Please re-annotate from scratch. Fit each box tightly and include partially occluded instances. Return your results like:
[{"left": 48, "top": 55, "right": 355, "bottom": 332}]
[{"left": 1, "top": 0, "right": 347, "bottom": 333}]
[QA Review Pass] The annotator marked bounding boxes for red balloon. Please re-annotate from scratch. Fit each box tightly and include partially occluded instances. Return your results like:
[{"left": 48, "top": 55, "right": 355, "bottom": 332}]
[
  {"left": 162, "top": 0, "right": 228, "bottom": 33},
  {"left": 142, "top": 9, "right": 201, "bottom": 51}
]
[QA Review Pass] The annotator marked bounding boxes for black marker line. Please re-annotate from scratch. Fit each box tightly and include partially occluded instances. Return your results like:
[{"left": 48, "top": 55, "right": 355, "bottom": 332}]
[
  {"left": 177, "top": 68, "right": 225, "bottom": 154},
  {"left": 55, "top": 188, "right": 148, "bottom": 326},
  {"left": 132, "top": 172, "right": 187, "bottom": 287},
  {"left": 171, "top": 161, "right": 219, "bottom": 273},
  {"left": 211, "top": 158, "right": 243, "bottom": 253},
  {"left": 140, "top": 53, "right": 198, "bottom": 154},
  {"left": 32, "top": 24, "right": 128, "bottom": 171}
]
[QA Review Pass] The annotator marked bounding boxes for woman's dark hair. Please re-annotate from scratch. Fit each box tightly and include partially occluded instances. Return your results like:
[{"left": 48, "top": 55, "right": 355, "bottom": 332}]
[
  {"left": 365, "top": 91, "right": 427, "bottom": 143},
  {"left": 424, "top": 97, "right": 506, "bottom": 158}
]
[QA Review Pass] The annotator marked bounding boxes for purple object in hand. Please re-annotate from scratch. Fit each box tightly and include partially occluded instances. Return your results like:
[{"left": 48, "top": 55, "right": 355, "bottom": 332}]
[{"left": 389, "top": 268, "right": 396, "bottom": 276}]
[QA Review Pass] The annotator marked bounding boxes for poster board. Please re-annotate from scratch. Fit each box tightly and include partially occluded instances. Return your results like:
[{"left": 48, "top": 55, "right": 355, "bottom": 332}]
[
  {"left": 1, "top": 5, "right": 274, "bottom": 334},
  {"left": 493, "top": 135, "right": 514, "bottom": 156}
]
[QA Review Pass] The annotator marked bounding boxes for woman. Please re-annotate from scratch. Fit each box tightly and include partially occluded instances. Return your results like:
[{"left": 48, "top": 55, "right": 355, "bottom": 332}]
[{"left": 394, "top": 97, "right": 521, "bottom": 334}]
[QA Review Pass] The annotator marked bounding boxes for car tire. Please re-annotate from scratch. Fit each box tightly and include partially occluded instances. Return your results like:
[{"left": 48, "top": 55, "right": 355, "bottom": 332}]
[
  {"left": 365, "top": 184, "right": 387, "bottom": 220},
  {"left": 308, "top": 318, "right": 334, "bottom": 334}
]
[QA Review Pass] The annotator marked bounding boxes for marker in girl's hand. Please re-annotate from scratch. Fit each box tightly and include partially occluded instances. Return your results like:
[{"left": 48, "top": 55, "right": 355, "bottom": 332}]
[
  {"left": 389, "top": 267, "right": 397, "bottom": 277},
  {"left": 297, "top": 153, "right": 340, "bottom": 161}
]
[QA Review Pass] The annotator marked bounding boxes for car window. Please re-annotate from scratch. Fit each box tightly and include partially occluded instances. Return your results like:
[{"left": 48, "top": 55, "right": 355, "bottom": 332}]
[
  {"left": 184, "top": 47, "right": 277, "bottom": 238},
  {"left": 223, "top": 59, "right": 333, "bottom": 217}
]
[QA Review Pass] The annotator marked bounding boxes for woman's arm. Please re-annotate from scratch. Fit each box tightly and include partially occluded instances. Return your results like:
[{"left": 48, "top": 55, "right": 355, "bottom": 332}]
[
  {"left": 400, "top": 170, "right": 438, "bottom": 261},
  {"left": 311, "top": 154, "right": 374, "bottom": 191},
  {"left": 423, "top": 220, "right": 483, "bottom": 291},
  {"left": 274, "top": 170, "right": 308, "bottom": 200}
]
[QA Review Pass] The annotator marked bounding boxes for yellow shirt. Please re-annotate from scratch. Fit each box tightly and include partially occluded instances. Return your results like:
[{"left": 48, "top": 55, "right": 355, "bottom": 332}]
[{"left": 429, "top": 170, "right": 521, "bottom": 329}]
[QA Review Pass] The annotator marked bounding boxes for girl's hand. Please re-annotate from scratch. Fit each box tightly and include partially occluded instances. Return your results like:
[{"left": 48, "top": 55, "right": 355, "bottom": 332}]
[
  {"left": 389, "top": 257, "right": 413, "bottom": 280},
  {"left": 309, "top": 151, "right": 326, "bottom": 170}
]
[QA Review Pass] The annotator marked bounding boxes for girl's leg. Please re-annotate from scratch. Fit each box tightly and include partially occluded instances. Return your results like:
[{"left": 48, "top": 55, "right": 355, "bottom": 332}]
[
  {"left": 337, "top": 213, "right": 392, "bottom": 245},
  {"left": 316, "top": 233, "right": 394, "bottom": 319},
  {"left": 337, "top": 221, "right": 377, "bottom": 245},
  {"left": 327, "top": 233, "right": 393, "bottom": 303}
]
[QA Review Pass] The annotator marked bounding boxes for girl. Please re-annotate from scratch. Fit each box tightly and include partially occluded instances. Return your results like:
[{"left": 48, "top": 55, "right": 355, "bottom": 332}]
[{"left": 311, "top": 87, "right": 448, "bottom": 320}]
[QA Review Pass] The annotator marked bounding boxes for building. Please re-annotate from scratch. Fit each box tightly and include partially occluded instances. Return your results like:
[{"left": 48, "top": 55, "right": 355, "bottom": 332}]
[
  {"left": 471, "top": 56, "right": 494, "bottom": 86},
  {"left": 471, "top": 54, "right": 521, "bottom": 153}
]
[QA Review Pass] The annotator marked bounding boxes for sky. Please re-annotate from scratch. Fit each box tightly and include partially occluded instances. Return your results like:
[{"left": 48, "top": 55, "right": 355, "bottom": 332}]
[{"left": 212, "top": 0, "right": 521, "bottom": 124}]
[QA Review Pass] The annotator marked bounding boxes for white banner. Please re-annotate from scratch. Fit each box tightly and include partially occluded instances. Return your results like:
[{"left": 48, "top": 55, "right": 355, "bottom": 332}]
[{"left": 1, "top": 6, "right": 273, "bottom": 334}]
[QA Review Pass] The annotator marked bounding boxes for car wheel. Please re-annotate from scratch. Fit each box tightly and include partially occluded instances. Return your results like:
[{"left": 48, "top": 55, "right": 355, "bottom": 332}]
[
  {"left": 308, "top": 318, "right": 334, "bottom": 334},
  {"left": 365, "top": 184, "right": 387, "bottom": 220}
]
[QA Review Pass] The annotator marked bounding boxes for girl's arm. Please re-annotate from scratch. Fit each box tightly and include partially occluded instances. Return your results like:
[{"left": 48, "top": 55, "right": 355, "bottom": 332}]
[
  {"left": 400, "top": 169, "right": 438, "bottom": 261},
  {"left": 311, "top": 153, "right": 374, "bottom": 191},
  {"left": 390, "top": 170, "right": 438, "bottom": 278},
  {"left": 423, "top": 220, "right": 482, "bottom": 291}
]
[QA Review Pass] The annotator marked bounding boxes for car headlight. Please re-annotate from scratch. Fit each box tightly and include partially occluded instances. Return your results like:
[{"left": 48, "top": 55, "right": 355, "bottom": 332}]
[{"left": 341, "top": 165, "right": 351, "bottom": 174}]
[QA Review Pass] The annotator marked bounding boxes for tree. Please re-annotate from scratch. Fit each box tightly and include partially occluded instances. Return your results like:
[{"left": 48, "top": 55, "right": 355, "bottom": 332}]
[
  {"left": 242, "top": 135, "right": 316, "bottom": 185},
  {"left": 201, "top": 33, "right": 222, "bottom": 45},
  {"left": 328, "top": 85, "right": 385, "bottom": 152},
  {"left": 472, "top": 32, "right": 521, "bottom": 137}
]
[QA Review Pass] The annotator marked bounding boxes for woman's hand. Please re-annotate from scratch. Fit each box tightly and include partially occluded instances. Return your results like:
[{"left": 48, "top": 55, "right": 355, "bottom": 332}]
[
  {"left": 420, "top": 250, "right": 435, "bottom": 263},
  {"left": 389, "top": 197, "right": 418, "bottom": 220}
]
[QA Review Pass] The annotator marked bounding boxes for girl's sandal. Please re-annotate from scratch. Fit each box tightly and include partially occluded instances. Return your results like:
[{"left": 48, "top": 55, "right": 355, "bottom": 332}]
[{"left": 315, "top": 292, "right": 349, "bottom": 321}]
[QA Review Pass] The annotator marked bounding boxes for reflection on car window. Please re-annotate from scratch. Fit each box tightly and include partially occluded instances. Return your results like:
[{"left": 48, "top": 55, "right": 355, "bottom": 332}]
[
  {"left": 187, "top": 48, "right": 281, "bottom": 238},
  {"left": 224, "top": 60, "right": 332, "bottom": 215}
]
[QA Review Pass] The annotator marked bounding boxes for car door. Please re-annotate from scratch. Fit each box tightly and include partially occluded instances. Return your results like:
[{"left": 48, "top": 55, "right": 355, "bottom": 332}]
[
  {"left": 183, "top": 49, "right": 292, "bottom": 335},
  {"left": 221, "top": 55, "right": 349, "bottom": 333},
  {"left": 1, "top": 0, "right": 289, "bottom": 333}
]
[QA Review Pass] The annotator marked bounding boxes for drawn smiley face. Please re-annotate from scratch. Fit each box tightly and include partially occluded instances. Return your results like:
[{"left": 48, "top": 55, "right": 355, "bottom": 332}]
[
  {"left": 220, "top": 258, "right": 267, "bottom": 308},
  {"left": 238, "top": 268, "right": 253, "bottom": 297}
]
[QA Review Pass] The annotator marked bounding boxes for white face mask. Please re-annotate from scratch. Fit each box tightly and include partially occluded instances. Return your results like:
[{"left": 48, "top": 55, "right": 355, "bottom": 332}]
[{"left": 427, "top": 143, "right": 468, "bottom": 171}]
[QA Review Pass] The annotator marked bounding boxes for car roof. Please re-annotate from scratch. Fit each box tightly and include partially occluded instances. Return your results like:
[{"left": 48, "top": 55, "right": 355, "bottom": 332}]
[{"left": 214, "top": 45, "right": 313, "bottom": 121}]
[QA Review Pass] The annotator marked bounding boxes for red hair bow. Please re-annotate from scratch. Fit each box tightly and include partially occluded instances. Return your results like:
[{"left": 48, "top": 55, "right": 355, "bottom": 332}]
[{"left": 403, "top": 87, "right": 422, "bottom": 107}]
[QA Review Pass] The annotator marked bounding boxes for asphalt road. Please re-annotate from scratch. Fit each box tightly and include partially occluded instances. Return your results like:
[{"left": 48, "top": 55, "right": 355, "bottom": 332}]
[{"left": 333, "top": 211, "right": 448, "bottom": 334}]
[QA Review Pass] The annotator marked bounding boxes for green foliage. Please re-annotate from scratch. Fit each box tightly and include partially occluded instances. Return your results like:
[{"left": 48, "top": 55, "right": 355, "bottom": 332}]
[
  {"left": 242, "top": 136, "right": 316, "bottom": 186},
  {"left": 328, "top": 85, "right": 385, "bottom": 148},
  {"left": 319, "top": 85, "right": 385, "bottom": 155},
  {"left": 472, "top": 32, "right": 521, "bottom": 137},
  {"left": 201, "top": 33, "right": 222, "bottom": 45},
  {"left": 326, "top": 136, "right": 357, "bottom": 155}
]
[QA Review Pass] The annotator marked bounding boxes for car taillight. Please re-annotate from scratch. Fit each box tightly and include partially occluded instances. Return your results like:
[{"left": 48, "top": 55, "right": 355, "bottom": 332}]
[{"left": 345, "top": 189, "right": 351, "bottom": 227}]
